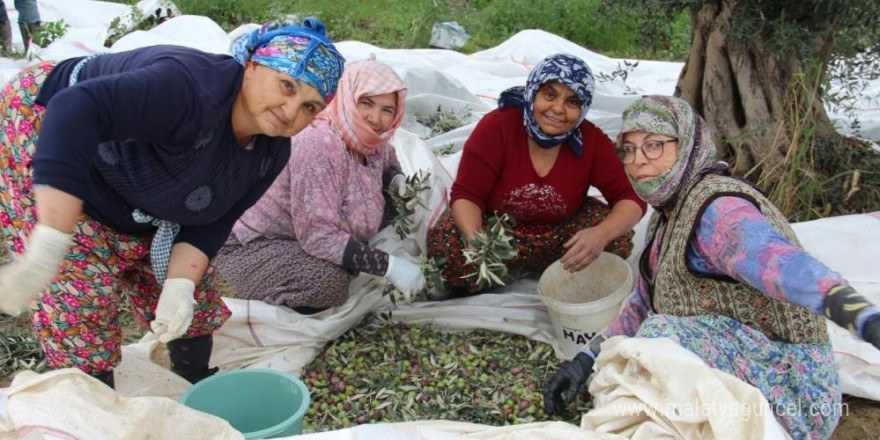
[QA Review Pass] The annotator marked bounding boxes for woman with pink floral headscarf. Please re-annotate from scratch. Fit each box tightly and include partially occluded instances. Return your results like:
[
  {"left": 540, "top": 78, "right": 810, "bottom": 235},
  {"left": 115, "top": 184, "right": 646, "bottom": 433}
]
[{"left": 216, "top": 59, "right": 425, "bottom": 313}]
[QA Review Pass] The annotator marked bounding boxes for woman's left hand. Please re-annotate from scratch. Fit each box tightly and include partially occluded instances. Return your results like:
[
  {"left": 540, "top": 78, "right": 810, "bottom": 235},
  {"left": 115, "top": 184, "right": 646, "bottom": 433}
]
[{"left": 560, "top": 228, "right": 607, "bottom": 272}]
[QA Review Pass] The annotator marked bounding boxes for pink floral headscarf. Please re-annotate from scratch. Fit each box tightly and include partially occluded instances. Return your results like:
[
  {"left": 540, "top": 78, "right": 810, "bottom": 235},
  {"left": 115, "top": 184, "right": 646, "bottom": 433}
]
[{"left": 318, "top": 59, "right": 407, "bottom": 156}]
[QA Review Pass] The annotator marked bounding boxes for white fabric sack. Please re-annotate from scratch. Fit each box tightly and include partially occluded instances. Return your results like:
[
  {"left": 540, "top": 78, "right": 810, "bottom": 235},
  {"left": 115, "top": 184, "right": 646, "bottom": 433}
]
[
  {"left": 288, "top": 420, "right": 627, "bottom": 440},
  {"left": 583, "top": 337, "right": 791, "bottom": 440},
  {"left": 792, "top": 212, "right": 880, "bottom": 400},
  {"left": 0, "top": 369, "right": 243, "bottom": 440}
]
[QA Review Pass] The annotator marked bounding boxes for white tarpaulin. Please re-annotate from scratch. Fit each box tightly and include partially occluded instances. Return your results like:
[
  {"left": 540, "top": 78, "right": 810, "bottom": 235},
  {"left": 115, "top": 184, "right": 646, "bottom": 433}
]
[{"left": 1, "top": 1, "right": 879, "bottom": 439}]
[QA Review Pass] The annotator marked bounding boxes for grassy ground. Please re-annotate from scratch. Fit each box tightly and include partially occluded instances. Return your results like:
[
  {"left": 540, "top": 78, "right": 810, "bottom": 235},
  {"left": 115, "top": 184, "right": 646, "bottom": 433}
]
[{"left": 108, "top": 0, "right": 690, "bottom": 60}]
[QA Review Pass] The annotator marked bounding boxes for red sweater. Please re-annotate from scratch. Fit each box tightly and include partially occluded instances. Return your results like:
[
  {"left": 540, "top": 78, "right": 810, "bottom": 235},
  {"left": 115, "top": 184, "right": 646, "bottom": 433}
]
[{"left": 451, "top": 107, "right": 645, "bottom": 225}]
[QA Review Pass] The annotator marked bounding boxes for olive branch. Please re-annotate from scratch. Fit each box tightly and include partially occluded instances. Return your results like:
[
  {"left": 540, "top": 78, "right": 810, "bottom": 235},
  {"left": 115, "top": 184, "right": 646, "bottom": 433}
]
[
  {"left": 387, "top": 170, "right": 431, "bottom": 239},
  {"left": 461, "top": 213, "right": 517, "bottom": 290}
]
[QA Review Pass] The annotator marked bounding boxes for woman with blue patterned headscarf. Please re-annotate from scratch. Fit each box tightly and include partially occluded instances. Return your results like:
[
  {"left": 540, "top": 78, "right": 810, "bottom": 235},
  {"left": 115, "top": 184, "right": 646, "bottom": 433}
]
[
  {"left": 427, "top": 53, "right": 646, "bottom": 295},
  {"left": 0, "top": 18, "right": 344, "bottom": 388}
]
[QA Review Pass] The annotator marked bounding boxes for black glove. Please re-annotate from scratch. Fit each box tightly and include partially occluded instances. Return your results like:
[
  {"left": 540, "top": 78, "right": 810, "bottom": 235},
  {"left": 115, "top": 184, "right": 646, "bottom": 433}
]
[
  {"left": 543, "top": 351, "right": 595, "bottom": 416},
  {"left": 862, "top": 313, "right": 880, "bottom": 349}
]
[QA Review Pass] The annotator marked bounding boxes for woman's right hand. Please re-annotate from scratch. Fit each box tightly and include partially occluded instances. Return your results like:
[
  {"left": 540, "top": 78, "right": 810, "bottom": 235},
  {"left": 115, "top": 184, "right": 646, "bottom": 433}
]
[
  {"left": 0, "top": 224, "right": 74, "bottom": 315},
  {"left": 543, "top": 351, "right": 595, "bottom": 416},
  {"left": 450, "top": 199, "right": 483, "bottom": 244}
]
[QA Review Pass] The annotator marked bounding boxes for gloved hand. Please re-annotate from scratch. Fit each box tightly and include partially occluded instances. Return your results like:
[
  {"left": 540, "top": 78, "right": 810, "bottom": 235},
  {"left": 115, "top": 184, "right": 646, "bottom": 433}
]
[
  {"left": 389, "top": 174, "right": 408, "bottom": 198},
  {"left": 543, "top": 351, "right": 595, "bottom": 416},
  {"left": 384, "top": 254, "right": 426, "bottom": 301},
  {"left": 0, "top": 224, "right": 73, "bottom": 315},
  {"left": 390, "top": 174, "right": 420, "bottom": 211},
  {"left": 862, "top": 313, "right": 880, "bottom": 350},
  {"left": 151, "top": 278, "right": 196, "bottom": 343},
  {"left": 824, "top": 284, "right": 880, "bottom": 350}
]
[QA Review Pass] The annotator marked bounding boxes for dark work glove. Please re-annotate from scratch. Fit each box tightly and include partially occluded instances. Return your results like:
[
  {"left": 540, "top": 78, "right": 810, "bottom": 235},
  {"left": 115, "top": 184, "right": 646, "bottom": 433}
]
[
  {"left": 862, "top": 313, "right": 880, "bottom": 350},
  {"left": 824, "top": 285, "right": 880, "bottom": 350},
  {"left": 543, "top": 352, "right": 595, "bottom": 416}
]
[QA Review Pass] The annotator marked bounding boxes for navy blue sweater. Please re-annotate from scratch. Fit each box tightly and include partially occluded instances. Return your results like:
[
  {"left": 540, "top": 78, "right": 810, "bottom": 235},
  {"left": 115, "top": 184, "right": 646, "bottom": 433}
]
[{"left": 33, "top": 45, "right": 290, "bottom": 258}]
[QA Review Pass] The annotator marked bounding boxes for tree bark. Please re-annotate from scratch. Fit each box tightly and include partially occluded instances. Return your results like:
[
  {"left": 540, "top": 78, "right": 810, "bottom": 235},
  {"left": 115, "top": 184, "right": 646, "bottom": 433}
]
[{"left": 674, "top": 0, "right": 840, "bottom": 188}]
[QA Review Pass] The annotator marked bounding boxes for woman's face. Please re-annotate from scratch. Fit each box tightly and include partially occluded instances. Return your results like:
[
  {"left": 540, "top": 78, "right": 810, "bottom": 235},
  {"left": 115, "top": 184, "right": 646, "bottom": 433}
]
[
  {"left": 621, "top": 131, "right": 679, "bottom": 182},
  {"left": 532, "top": 82, "right": 581, "bottom": 135},
  {"left": 357, "top": 92, "right": 398, "bottom": 134},
  {"left": 241, "top": 63, "right": 325, "bottom": 138}
]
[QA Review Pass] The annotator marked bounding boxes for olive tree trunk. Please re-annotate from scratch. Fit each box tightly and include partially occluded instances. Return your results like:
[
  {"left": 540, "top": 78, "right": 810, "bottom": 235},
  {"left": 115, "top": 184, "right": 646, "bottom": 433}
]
[{"left": 674, "top": 0, "right": 842, "bottom": 187}]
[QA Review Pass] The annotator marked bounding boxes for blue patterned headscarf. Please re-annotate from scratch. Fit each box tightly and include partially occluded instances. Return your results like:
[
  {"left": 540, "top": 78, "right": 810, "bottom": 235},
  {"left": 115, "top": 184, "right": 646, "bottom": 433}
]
[
  {"left": 231, "top": 17, "right": 345, "bottom": 104},
  {"left": 498, "top": 53, "right": 595, "bottom": 157}
]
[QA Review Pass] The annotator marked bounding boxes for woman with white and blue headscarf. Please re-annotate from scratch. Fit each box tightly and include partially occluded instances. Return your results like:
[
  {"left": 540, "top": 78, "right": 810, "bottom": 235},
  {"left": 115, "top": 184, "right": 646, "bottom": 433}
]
[
  {"left": 0, "top": 18, "right": 344, "bottom": 388},
  {"left": 427, "top": 53, "right": 646, "bottom": 295}
]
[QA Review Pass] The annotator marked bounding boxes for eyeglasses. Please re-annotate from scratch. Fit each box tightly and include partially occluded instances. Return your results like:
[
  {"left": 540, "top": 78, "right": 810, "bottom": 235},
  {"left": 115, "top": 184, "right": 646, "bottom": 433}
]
[{"left": 616, "top": 139, "right": 677, "bottom": 164}]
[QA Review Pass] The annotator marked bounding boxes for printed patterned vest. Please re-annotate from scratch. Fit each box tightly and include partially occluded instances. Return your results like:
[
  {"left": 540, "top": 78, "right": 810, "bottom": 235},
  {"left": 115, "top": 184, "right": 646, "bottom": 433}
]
[{"left": 641, "top": 174, "right": 827, "bottom": 344}]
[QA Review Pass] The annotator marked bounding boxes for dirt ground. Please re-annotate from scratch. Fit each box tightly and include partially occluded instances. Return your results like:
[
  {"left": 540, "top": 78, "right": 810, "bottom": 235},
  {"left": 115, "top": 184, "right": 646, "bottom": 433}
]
[{"left": 831, "top": 396, "right": 880, "bottom": 440}]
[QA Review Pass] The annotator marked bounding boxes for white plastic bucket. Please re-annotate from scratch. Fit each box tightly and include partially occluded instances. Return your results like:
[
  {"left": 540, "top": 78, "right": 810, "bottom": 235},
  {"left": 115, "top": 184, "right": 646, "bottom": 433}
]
[{"left": 538, "top": 252, "right": 633, "bottom": 359}]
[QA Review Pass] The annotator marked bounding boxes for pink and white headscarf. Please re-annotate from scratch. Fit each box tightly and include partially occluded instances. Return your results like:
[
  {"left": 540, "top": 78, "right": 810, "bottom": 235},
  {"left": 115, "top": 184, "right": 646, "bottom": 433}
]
[{"left": 318, "top": 58, "right": 407, "bottom": 156}]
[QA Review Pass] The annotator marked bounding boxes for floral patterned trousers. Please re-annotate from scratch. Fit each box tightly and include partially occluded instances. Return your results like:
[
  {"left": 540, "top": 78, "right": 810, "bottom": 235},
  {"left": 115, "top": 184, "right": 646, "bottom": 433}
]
[
  {"left": 0, "top": 62, "right": 230, "bottom": 375},
  {"left": 427, "top": 197, "right": 634, "bottom": 294}
]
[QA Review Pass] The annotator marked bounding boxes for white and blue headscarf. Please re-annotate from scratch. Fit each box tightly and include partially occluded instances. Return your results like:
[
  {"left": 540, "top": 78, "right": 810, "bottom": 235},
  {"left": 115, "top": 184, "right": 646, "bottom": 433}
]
[
  {"left": 231, "top": 17, "right": 345, "bottom": 104},
  {"left": 498, "top": 53, "right": 595, "bottom": 157}
]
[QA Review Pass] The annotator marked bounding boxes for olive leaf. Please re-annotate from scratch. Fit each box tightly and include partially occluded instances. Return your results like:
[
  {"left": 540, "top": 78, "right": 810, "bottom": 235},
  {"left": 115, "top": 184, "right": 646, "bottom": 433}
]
[
  {"left": 461, "top": 212, "right": 517, "bottom": 290},
  {"left": 387, "top": 170, "right": 431, "bottom": 239}
]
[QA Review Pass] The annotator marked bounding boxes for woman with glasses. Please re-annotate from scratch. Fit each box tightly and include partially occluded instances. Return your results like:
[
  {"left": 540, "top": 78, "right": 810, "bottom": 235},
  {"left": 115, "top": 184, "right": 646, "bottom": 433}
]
[
  {"left": 426, "top": 53, "right": 646, "bottom": 295},
  {"left": 544, "top": 95, "right": 880, "bottom": 439}
]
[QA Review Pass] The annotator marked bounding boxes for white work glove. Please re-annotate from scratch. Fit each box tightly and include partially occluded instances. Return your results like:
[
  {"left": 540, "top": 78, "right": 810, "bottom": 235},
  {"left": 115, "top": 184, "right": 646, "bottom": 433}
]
[
  {"left": 0, "top": 224, "right": 73, "bottom": 316},
  {"left": 390, "top": 174, "right": 421, "bottom": 210},
  {"left": 151, "top": 278, "right": 196, "bottom": 343},
  {"left": 389, "top": 173, "right": 408, "bottom": 197},
  {"left": 384, "top": 254, "right": 426, "bottom": 301}
]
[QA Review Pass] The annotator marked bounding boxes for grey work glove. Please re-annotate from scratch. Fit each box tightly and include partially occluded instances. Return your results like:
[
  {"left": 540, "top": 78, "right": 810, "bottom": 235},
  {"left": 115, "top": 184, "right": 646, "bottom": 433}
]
[{"left": 543, "top": 351, "right": 595, "bottom": 416}]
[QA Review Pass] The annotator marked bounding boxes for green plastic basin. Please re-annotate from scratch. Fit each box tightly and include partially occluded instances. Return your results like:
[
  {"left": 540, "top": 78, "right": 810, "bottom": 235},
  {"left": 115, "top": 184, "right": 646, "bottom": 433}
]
[{"left": 179, "top": 369, "right": 310, "bottom": 439}]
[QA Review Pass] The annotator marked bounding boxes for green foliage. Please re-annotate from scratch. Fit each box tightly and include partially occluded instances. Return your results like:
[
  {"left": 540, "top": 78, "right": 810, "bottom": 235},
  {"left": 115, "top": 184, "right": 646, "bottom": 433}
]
[
  {"left": 415, "top": 106, "right": 470, "bottom": 138},
  {"left": 387, "top": 170, "right": 431, "bottom": 240},
  {"left": 33, "top": 20, "right": 70, "bottom": 47},
  {"left": 751, "top": 65, "right": 880, "bottom": 221},
  {"left": 0, "top": 314, "right": 47, "bottom": 381},
  {"left": 465, "top": 0, "right": 646, "bottom": 56},
  {"left": 462, "top": 213, "right": 518, "bottom": 290},
  {"left": 174, "top": 0, "right": 283, "bottom": 31},
  {"left": 609, "top": 0, "right": 880, "bottom": 82},
  {"left": 104, "top": 4, "right": 174, "bottom": 47},
  {"left": 120, "top": 0, "right": 690, "bottom": 59}
]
